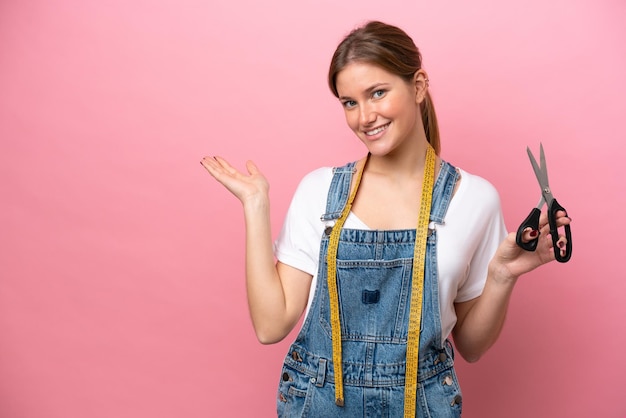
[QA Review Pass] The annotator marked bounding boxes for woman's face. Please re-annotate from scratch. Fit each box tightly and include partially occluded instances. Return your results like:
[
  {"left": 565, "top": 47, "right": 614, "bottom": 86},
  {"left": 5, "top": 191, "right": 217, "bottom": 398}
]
[{"left": 335, "top": 62, "right": 427, "bottom": 157}]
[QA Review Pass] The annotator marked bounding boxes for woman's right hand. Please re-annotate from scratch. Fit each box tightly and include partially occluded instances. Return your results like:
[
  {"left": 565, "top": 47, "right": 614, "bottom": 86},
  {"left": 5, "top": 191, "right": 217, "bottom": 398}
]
[{"left": 200, "top": 156, "right": 269, "bottom": 205}]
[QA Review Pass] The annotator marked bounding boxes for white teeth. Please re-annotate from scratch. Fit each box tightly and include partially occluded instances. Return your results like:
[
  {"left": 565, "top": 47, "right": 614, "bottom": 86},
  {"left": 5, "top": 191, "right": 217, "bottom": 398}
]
[{"left": 366, "top": 124, "right": 389, "bottom": 136}]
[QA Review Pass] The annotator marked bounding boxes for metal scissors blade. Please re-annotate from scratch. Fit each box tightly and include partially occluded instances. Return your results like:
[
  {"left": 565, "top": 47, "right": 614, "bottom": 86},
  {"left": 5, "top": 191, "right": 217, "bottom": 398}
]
[{"left": 527, "top": 143, "right": 553, "bottom": 206}]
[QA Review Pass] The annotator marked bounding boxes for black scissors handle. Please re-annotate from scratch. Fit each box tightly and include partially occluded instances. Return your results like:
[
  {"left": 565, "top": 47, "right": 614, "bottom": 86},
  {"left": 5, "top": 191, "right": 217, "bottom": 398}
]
[
  {"left": 515, "top": 199, "right": 572, "bottom": 262},
  {"left": 515, "top": 208, "right": 541, "bottom": 251},
  {"left": 548, "top": 198, "right": 572, "bottom": 263}
]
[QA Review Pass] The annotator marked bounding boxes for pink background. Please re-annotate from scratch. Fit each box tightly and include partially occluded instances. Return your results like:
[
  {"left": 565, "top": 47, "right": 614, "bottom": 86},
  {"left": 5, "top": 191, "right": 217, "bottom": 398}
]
[{"left": 1, "top": 1, "right": 624, "bottom": 417}]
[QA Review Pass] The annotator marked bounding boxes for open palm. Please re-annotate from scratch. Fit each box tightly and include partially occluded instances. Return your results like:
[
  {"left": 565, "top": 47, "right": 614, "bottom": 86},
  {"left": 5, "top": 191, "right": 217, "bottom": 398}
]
[{"left": 200, "top": 156, "right": 269, "bottom": 204}]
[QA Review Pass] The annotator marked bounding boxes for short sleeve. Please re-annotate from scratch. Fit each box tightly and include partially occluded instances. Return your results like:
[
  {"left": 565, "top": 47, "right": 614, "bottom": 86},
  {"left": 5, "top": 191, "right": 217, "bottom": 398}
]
[
  {"left": 273, "top": 167, "right": 333, "bottom": 276},
  {"left": 454, "top": 175, "right": 508, "bottom": 302}
]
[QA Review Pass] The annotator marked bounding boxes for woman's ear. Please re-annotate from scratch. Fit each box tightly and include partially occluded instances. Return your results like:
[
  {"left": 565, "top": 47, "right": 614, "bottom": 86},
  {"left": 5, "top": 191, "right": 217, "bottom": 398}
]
[{"left": 414, "top": 69, "right": 429, "bottom": 104}]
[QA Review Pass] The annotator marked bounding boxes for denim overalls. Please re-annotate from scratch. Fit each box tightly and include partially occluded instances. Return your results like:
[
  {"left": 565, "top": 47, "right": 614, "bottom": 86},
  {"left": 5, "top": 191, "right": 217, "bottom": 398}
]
[{"left": 277, "top": 160, "right": 463, "bottom": 417}]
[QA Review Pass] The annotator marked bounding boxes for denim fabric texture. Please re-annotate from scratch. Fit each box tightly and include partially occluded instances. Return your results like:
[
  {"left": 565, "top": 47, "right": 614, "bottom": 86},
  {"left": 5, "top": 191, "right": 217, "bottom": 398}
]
[{"left": 277, "top": 161, "right": 463, "bottom": 417}]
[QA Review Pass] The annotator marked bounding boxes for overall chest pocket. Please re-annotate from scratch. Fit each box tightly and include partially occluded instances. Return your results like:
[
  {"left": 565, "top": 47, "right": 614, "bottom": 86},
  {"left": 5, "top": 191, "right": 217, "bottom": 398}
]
[{"left": 319, "top": 258, "right": 414, "bottom": 344}]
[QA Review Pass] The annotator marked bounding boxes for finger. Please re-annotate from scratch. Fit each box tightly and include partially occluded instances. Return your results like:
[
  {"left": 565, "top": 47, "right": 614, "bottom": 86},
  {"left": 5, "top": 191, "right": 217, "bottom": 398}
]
[
  {"left": 200, "top": 156, "right": 220, "bottom": 175},
  {"left": 556, "top": 236, "right": 568, "bottom": 257},
  {"left": 520, "top": 227, "right": 539, "bottom": 243},
  {"left": 246, "top": 160, "right": 260, "bottom": 176},
  {"left": 213, "top": 156, "right": 239, "bottom": 175},
  {"left": 200, "top": 157, "right": 240, "bottom": 185},
  {"left": 554, "top": 210, "right": 568, "bottom": 218},
  {"left": 540, "top": 210, "right": 571, "bottom": 228},
  {"left": 554, "top": 213, "right": 572, "bottom": 226}
]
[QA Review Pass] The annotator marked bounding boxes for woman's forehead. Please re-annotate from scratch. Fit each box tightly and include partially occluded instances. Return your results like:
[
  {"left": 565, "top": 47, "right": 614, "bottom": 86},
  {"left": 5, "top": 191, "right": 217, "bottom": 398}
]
[{"left": 335, "top": 63, "right": 401, "bottom": 94}]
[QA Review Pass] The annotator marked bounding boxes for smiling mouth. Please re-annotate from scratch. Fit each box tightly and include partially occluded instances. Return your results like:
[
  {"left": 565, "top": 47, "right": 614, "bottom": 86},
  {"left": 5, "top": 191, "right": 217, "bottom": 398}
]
[{"left": 365, "top": 123, "right": 390, "bottom": 136}]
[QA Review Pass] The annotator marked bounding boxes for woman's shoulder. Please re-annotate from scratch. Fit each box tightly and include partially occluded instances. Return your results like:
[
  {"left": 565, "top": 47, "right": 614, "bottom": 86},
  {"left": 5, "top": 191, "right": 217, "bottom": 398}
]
[
  {"left": 456, "top": 167, "right": 497, "bottom": 193},
  {"left": 296, "top": 166, "right": 334, "bottom": 192},
  {"left": 288, "top": 166, "right": 335, "bottom": 211},
  {"left": 453, "top": 165, "right": 502, "bottom": 208},
  {"left": 290, "top": 159, "right": 360, "bottom": 214},
  {"left": 295, "top": 158, "right": 358, "bottom": 192}
]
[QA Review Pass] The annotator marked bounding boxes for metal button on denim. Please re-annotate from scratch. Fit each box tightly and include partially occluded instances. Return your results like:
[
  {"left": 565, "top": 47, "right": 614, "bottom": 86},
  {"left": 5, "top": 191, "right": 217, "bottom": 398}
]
[{"left": 434, "top": 351, "right": 447, "bottom": 365}]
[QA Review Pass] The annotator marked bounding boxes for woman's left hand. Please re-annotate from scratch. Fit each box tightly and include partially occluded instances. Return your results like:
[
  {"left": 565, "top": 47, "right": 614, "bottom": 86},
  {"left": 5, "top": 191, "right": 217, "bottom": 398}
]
[{"left": 490, "top": 210, "right": 571, "bottom": 282}]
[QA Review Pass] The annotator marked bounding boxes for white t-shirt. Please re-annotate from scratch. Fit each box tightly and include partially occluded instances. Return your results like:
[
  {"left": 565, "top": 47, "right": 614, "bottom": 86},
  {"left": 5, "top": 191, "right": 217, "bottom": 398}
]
[{"left": 274, "top": 164, "right": 508, "bottom": 342}]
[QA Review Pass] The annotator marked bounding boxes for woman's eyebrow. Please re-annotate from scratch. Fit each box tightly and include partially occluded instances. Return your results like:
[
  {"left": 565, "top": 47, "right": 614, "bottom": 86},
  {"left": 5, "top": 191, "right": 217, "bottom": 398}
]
[{"left": 338, "top": 83, "right": 390, "bottom": 101}]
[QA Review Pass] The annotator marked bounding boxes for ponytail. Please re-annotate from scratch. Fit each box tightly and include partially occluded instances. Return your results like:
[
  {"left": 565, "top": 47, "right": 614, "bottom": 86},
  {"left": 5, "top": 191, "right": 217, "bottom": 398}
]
[{"left": 420, "top": 91, "right": 440, "bottom": 155}]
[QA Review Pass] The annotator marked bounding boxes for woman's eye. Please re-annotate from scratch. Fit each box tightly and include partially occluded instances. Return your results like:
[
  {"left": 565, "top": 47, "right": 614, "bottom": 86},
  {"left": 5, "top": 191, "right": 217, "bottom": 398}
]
[
  {"left": 343, "top": 100, "right": 357, "bottom": 109},
  {"left": 373, "top": 90, "right": 386, "bottom": 99}
]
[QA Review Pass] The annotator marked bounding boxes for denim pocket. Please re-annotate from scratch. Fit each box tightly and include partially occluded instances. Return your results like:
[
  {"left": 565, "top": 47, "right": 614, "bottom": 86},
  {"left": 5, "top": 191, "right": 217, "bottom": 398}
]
[
  {"left": 418, "top": 366, "right": 463, "bottom": 417},
  {"left": 277, "top": 365, "right": 313, "bottom": 418},
  {"left": 319, "top": 257, "right": 413, "bottom": 343}
]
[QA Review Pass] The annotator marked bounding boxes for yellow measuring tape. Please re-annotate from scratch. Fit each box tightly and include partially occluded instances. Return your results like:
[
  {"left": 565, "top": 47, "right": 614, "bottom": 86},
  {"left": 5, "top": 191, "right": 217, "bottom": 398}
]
[
  {"left": 404, "top": 145, "right": 435, "bottom": 417},
  {"left": 326, "top": 146, "right": 436, "bottom": 415},
  {"left": 326, "top": 155, "right": 367, "bottom": 407}
]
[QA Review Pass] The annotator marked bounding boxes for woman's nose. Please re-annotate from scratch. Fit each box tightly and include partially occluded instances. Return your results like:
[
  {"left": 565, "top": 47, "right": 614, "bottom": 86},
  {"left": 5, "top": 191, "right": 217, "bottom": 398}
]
[{"left": 359, "top": 103, "right": 376, "bottom": 125}]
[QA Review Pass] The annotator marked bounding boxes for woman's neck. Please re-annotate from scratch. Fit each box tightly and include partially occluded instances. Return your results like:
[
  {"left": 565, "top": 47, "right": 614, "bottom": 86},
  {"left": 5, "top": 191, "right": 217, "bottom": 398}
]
[{"left": 365, "top": 139, "right": 433, "bottom": 180}]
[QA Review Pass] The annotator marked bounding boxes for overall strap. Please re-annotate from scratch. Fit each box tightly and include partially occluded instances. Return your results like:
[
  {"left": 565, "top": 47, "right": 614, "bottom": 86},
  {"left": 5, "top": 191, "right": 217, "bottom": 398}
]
[
  {"left": 430, "top": 161, "right": 459, "bottom": 224},
  {"left": 320, "top": 162, "right": 358, "bottom": 222}
]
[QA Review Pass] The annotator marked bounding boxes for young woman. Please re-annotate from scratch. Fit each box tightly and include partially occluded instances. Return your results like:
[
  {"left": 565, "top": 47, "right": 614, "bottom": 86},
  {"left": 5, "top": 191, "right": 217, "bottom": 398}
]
[{"left": 201, "top": 21, "right": 570, "bottom": 418}]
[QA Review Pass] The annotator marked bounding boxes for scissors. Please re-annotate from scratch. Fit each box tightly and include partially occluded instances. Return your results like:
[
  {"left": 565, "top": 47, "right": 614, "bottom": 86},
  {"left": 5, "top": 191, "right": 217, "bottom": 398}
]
[{"left": 515, "top": 143, "right": 572, "bottom": 263}]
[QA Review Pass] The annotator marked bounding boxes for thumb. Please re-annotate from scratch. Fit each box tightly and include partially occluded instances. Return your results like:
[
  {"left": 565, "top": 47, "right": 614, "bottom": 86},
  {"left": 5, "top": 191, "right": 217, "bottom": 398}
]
[{"left": 246, "top": 160, "right": 260, "bottom": 175}]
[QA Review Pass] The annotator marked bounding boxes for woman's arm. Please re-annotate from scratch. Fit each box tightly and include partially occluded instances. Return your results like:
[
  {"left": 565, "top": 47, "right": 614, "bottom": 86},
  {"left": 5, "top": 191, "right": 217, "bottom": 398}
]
[
  {"left": 452, "top": 211, "right": 571, "bottom": 362},
  {"left": 201, "top": 156, "right": 312, "bottom": 344}
]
